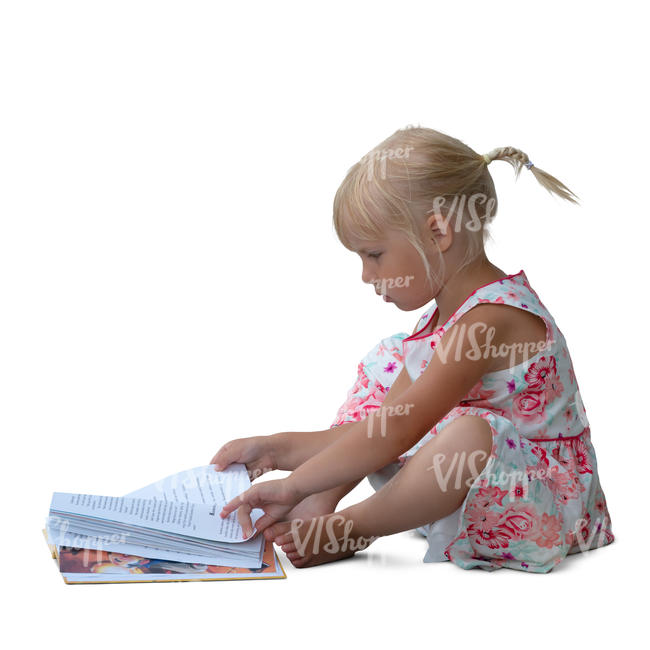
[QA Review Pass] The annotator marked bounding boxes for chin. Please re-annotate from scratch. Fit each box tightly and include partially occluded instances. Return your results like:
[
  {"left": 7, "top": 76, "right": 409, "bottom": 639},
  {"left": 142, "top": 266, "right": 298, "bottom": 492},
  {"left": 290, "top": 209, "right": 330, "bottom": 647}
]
[
  {"left": 400, "top": 297, "right": 433, "bottom": 312},
  {"left": 390, "top": 300, "right": 414, "bottom": 312}
]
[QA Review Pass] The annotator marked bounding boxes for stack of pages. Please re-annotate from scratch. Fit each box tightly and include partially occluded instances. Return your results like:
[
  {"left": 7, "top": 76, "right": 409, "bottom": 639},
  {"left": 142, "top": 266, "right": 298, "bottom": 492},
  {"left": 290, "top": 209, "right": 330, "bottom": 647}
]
[{"left": 44, "top": 464, "right": 286, "bottom": 583}]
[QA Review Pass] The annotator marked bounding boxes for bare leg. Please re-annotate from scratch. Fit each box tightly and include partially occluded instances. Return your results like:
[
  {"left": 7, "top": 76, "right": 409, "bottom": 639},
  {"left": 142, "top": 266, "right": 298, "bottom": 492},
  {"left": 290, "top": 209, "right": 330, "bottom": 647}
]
[{"left": 266, "top": 415, "right": 493, "bottom": 568}]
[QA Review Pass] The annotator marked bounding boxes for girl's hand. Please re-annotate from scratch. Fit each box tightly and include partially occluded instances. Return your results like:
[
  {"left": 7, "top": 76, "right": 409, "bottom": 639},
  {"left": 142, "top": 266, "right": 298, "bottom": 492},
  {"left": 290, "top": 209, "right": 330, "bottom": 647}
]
[
  {"left": 210, "top": 435, "right": 278, "bottom": 482},
  {"left": 220, "top": 477, "right": 304, "bottom": 536}
]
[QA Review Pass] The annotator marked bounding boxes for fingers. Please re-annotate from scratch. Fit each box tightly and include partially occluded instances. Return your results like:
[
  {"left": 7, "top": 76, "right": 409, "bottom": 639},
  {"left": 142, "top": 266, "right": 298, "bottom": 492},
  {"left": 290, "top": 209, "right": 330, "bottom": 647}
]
[
  {"left": 219, "top": 479, "right": 293, "bottom": 519},
  {"left": 211, "top": 440, "right": 239, "bottom": 471},
  {"left": 220, "top": 492, "right": 248, "bottom": 518},
  {"left": 251, "top": 513, "right": 278, "bottom": 535},
  {"left": 220, "top": 485, "right": 264, "bottom": 518},
  {"left": 263, "top": 520, "right": 294, "bottom": 542},
  {"left": 237, "top": 503, "right": 254, "bottom": 538},
  {"left": 247, "top": 463, "right": 270, "bottom": 482}
]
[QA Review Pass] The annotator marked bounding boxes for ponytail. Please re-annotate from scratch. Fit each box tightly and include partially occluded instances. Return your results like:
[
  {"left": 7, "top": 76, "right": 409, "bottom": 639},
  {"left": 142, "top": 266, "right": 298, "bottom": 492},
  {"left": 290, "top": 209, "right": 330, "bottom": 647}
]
[{"left": 481, "top": 146, "right": 579, "bottom": 205}]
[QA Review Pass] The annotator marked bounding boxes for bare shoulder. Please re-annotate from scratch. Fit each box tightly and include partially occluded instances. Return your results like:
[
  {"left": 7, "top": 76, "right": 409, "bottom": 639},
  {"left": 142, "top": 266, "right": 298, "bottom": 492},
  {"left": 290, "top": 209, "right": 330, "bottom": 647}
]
[{"left": 444, "top": 302, "right": 548, "bottom": 372}]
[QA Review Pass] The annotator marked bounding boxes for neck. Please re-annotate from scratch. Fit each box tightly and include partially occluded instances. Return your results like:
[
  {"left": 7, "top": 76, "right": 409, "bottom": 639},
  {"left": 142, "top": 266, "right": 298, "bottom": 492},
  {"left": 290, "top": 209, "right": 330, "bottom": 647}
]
[{"left": 433, "top": 258, "right": 507, "bottom": 327}]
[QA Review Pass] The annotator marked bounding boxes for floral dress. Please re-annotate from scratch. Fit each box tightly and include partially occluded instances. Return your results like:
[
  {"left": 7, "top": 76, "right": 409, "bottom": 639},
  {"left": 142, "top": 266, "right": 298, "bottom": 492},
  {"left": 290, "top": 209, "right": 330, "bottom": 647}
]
[{"left": 329, "top": 269, "right": 614, "bottom": 573}]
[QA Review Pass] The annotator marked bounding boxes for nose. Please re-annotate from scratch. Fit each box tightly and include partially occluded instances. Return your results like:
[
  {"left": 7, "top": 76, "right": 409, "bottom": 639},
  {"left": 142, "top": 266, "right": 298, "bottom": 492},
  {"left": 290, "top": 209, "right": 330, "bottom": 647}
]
[
  {"left": 361, "top": 265, "right": 375, "bottom": 287},
  {"left": 360, "top": 257, "right": 372, "bottom": 283}
]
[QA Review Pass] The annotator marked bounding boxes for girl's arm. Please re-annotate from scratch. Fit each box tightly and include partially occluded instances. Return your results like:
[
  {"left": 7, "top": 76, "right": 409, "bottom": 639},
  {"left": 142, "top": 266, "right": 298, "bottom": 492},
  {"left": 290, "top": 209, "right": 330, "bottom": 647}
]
[
  {"left": 267, "top": 348, "right": 416, "bottom": 506},
  {"left": 273, "top": 364, "right": 414, "bottom": 469},
  {"left": 287, "top": 304, "right": 511, "bottom": 500},
  {"left": 272, "top": 422, "right": 356, "bottom": 471},
  {"left": 273, "top": 322, "right": 420, "bottom": 470}
]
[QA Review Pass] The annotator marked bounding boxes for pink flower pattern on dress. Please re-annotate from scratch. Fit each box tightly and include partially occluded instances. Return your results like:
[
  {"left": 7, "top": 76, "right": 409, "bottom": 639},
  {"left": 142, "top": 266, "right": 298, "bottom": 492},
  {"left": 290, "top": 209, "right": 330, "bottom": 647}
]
[
  {"left": 329, "top": 270, "right": 614, "bottom": 573},
  {"left": 512, "top": 389, "right": 547, "bottom": 423},
  {"left": 500, "top": 502, "right": 540, "bottom": 541}
]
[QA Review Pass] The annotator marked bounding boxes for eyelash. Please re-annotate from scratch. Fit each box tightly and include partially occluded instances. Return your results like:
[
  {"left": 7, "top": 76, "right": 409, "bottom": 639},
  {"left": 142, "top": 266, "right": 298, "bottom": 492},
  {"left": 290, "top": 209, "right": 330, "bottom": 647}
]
[{"left": 368, "top": 252, "right": 382, "bottom": 259}]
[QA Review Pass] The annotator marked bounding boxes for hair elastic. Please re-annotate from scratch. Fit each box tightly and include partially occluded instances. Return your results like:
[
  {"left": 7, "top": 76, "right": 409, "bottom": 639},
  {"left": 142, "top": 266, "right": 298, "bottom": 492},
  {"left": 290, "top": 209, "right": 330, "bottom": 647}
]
[{"left": 483, "top": 153, "right": 534, "bottom": 169}]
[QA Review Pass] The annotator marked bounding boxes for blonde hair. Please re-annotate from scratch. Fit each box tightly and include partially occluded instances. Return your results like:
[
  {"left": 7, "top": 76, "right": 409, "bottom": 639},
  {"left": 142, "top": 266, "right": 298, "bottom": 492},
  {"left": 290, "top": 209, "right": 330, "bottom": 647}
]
[{"left": 332, "top": 125, "right": 579, "bottom": 289}]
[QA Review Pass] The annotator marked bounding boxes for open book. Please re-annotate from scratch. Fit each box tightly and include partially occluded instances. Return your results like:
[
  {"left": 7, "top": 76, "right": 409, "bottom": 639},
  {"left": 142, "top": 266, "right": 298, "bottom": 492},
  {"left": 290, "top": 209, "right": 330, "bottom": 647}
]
[{"left": 45, "top": 464, "right": 286, "bottom": 583}]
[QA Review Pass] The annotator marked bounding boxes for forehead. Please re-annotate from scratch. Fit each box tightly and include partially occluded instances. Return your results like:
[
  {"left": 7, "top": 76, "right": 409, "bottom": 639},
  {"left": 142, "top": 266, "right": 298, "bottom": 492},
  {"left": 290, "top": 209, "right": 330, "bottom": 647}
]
[
  {"left": 348, "top": 239, "right": 385, "bottom": 254},
  {"left": 344, "top": 228, "right": 394, "bottom": 251},
  {"left": 346, "top": 230, "right": 407, "bottom": 253}
]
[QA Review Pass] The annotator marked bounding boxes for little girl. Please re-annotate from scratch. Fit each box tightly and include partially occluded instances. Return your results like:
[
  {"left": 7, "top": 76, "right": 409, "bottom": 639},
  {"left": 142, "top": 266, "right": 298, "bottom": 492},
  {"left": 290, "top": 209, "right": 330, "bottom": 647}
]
[{"left": 214, "top": 126, "right": 615, "bottom": 573}]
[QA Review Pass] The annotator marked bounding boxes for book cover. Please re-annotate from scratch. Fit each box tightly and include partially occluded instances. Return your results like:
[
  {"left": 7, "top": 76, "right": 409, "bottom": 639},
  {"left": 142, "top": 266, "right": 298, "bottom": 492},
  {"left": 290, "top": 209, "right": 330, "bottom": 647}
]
[{"left": 43, "top": 528, "right": 286, "bottom": 584}]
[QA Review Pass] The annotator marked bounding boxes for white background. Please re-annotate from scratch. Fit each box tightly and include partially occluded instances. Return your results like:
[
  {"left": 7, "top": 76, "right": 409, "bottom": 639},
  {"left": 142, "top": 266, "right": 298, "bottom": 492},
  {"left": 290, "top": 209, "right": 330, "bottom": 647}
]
[{"left": 1, "top": 1, "right": 646, "bottom": 647}]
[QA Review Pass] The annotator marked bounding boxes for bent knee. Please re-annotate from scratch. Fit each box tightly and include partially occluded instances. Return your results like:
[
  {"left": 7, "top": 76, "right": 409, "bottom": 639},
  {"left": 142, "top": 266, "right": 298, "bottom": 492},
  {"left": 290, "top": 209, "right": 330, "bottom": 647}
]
[
  {"left": 410, "top": 415, "right": 493, "bottom": 494},
  {"left": 438, "top": 415, "right": 493, "bottom": 454}
]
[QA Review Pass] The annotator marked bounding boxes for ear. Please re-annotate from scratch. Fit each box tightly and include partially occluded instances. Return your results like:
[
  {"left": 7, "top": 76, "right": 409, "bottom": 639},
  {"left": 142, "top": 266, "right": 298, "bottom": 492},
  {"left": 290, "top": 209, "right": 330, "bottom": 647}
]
[{"left": 426, "top": 212, "right": 453, "bottom": 253}]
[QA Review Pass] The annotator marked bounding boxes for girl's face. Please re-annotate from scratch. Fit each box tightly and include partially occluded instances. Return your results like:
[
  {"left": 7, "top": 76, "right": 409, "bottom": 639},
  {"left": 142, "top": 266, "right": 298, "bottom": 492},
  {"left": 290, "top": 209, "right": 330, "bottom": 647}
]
[{"left": 347, "top": 227, "right": 443, "bottom": 312}]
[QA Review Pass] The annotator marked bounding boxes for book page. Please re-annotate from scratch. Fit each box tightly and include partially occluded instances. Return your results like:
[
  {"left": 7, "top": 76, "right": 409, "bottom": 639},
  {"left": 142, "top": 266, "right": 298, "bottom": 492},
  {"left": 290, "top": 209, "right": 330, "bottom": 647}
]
[
  {"left": 50, "top": 493, "right": 233, "bottom": 541},
  {"left": 125, "top": 463, "right": 264, "bottom": 532},
  {"left": 126, "top": 464, "right": 250, "bottom": 504},
  {"left": 49, "top": 464, "right": 263, "bottom": 543}
]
